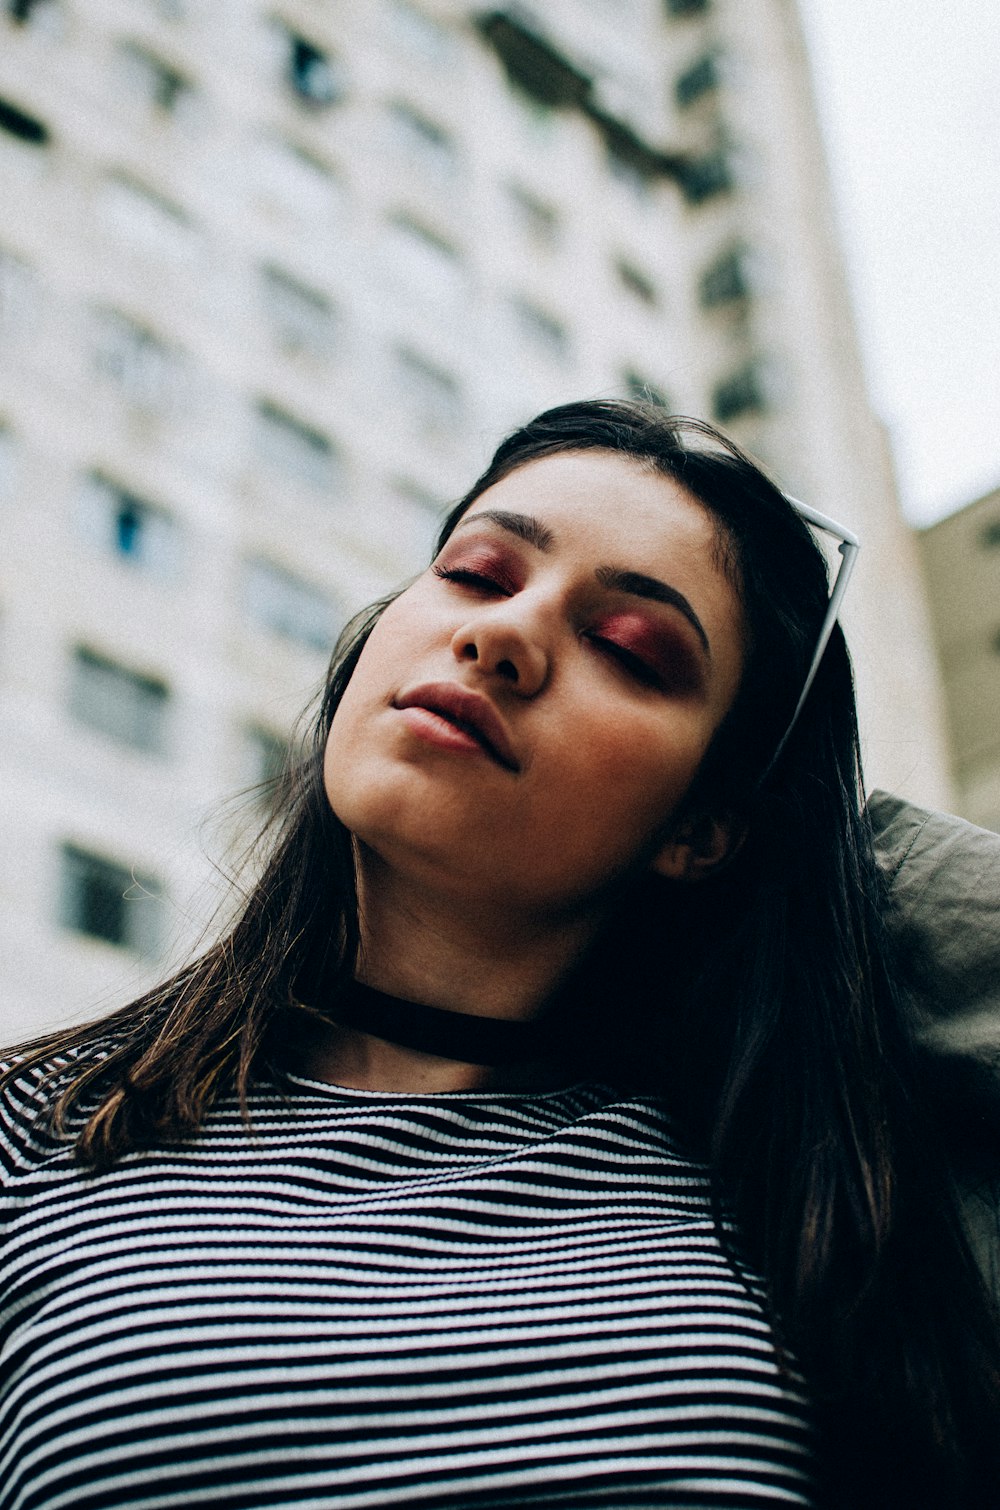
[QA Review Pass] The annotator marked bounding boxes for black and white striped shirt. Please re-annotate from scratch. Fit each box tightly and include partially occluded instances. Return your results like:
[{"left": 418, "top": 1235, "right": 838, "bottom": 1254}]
[{"left": 1, "top": 1065, "right": 815, "bottom": 1509}]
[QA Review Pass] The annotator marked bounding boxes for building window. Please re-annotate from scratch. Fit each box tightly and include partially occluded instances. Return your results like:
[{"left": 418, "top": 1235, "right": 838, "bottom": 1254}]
[
  {"left": 384, "top": 213, "right": 465, "bottom": 305},
  {"left": 75, "top": 471, "right": 180, "bottom": 577},
  {"left": 665, "top": 0, "right": 710, "bottom": 16},
  {"left": 253, "top": 400, "right": 340, "bottom": 492},
  {"left": 115, "top": 42, "right": 193, "bottom": 116},
  {"left": 477, "top": 11, "right": 589, "bottom": 113},
  {"left": 384, "top": 0, "right": 454, "bottom": 67},
  {"left": 712, "top": 358, "right": 772, "bottom": 423},
  {"left": 149, "top": 0, "right": 184, "bottom": 17},
  {"left": 93, "top": 309, "right": 184, "bottom": 413},
  {"left": 606, "top": 147, "right": 654, "bottom": 204},
  {"left": 58, "top": 843, "right": 162, "bottom": 954},
  {"left": 0, "top": 247, "right": 39, "bottom": 338},
  {"left": 69, "top": 645, "right": 170, "bottom": 754},
  {"left": 243, "top": 724, "right": 289, "bottom": 792},
  {"left": 96, "top": 174, "right": 195, "bottom": 262},
  {"left": 271, "top": 22, "right": 345, "bottom": 109},
  {"left": 615, "top": 258, "right": 658, "bottom": 306},
  {"left": 678, "top": 148, "right": 733, "bottom": 205},
  {"left": 0, "top": 96, "right": 50, "bottom": 146},
  {"left": 675, "top": 52, "right": 721, "bottom": 109},
  {"left": 622, "top": 370, "right": 670, "bottom": 408},
  {"left": 390, "top": 476, "right": 444, "bottom": 519},
  {"left": 253, "top": 135, "right": 344, "bottom": 228},
  {"left": 375, "top": 477, "right": 446, "bottom": 563},
  {"left": 4, "top": 0, "right": 61, "bottom": 32},
  {"left": 260, "top": 265, "right": 338, "bottom": 361},
  {"left": 0, "top": 423, "right": 16, "bottom": 498},
  {"left": 386, "top": 101, "right": 458, "bottom": 182},
  {"left": 510, "top": 297, "right": 569, "bottom": 360},
  {"left": 699, "top": 243, "right": 755, "bottom": 307},
  {"left": 507, "top": 184, "right": 559, "bottom": 249},
  {"left": 242, "top": 558, "right": 336, "bottom": 652},
  {"left": 394, "top": 346, "right": 462, "bottom": 432}
]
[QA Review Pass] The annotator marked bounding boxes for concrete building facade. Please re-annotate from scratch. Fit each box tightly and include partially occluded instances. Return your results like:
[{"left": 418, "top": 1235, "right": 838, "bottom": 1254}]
[
  {"left": 0, "top": 0, "right": 950, "bottom": 1040},
  {"left": 918, "top": 486, "right": 1000, "bottom": 834}
]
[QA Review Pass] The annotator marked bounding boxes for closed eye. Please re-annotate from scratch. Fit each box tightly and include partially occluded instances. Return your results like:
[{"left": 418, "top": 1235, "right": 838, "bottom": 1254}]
[
  {"left": 433, "top": 564, "right": 512, "bottom": 596},
  {"left": 585, "top": 633, "right": 662, "bottom": 688}
]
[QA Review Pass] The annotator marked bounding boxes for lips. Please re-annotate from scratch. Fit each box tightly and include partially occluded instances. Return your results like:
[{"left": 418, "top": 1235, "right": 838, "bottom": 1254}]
[{"left": 394, "top": 683, "right": 521, "bottom": 772}]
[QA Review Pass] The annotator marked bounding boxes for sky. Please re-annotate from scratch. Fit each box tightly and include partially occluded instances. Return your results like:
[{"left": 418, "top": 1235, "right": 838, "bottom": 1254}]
[{"left": 796, "top": 0, "right": 1000, "bottom": 526}]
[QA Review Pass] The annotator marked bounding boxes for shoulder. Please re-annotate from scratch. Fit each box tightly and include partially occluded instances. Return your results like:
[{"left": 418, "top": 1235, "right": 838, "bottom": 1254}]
[
  {"left": 868, "top": 790, "right": 1000, "bottom": 1026},
  {"left": 868, "top": 792, "right": 1000, "bottom": 1289},
  {"left": 0, "top": 1058, "right": 60, "bottom": 1178},
  {"left": 0, "top": 1044, "right": 107, "bottom": 1180},
  {"left": 870, "top": 797, "right": 1000, "bottom": 1195}
]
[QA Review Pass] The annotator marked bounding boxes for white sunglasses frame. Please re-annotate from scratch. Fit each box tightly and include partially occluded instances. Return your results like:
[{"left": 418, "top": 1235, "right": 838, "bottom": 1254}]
[{"left": 763, "top": 496, "right": 861, "bottom": 774}]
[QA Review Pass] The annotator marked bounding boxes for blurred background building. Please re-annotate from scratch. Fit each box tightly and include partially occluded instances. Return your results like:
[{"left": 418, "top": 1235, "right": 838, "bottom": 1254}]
[
  {"left": 919, "top": 485, "right": 1000, "bottom": 836},
  {"left": 0, "top": 0, "right": 952, "bottom": 1040}
]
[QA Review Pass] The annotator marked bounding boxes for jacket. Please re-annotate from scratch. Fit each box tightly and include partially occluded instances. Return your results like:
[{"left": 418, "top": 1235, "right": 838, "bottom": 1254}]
[{"left": 869, "top": 789, "right": 1000, "bottom": 1295}]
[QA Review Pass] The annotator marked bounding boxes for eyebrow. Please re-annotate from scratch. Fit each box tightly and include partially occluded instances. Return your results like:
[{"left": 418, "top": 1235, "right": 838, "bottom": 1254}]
[
  {"left": 595, "top": 566, "right": 711, "bottom": 657},
  {"left": 454, "top": 508, "right": 556, "bottom": 552},
  {"left": 453, "top": 507, "right": 711, "bottom": 657}
]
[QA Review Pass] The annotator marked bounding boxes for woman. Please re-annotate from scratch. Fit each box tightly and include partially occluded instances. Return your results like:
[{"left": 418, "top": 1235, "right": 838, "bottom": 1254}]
[{"left": 2, "top": 400, "right": 998, "bottom": 1509}]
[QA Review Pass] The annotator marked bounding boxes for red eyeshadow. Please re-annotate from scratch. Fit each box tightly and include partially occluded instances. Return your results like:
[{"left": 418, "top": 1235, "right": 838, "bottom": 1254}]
[
  {"left": 440, "top": 544, "right": 524, "bottom": 595},
  {"left": 597, "top": 612, "right": 701, "bottom": 685}
]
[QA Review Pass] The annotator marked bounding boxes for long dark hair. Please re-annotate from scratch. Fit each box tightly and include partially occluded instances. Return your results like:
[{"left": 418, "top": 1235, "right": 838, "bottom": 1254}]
[{"left": 4, "top": 400, "right": 998, "bottom": 1505}]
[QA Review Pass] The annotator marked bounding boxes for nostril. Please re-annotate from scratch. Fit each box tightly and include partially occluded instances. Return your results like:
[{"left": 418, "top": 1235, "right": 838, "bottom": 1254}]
[
  {"left": 463, "top": 643, "right": 479, "bottom": 661},
  {"left": 497, "top": 659, "right": 518, "bottom": 682}
]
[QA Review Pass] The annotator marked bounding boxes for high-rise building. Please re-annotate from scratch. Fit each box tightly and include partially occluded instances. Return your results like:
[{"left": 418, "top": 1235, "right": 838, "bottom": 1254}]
[
  {"left": 918, "top": 485, "right": 1000, "bottom": 834},
  {"left": 0, "top": 0, "right": 950, "bottom": 1039}
]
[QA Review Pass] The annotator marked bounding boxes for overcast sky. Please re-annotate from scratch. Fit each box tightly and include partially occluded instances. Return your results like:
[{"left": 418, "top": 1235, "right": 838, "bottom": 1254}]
[{"left": 797, "top": 0, "right": 1000, "bottom": 526}]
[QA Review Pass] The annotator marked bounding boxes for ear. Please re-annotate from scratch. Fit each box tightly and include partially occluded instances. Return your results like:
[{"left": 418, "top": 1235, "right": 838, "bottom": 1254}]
[{"left": 650, "top": 811, "right": 746, "bottom": 883}]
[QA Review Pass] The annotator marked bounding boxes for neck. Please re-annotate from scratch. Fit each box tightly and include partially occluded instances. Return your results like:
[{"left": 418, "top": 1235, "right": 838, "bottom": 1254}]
[
  {"left": 356, "top": 844, "right": 601, "bottom": 1017},
  {"left": 299, "top": 846, "right": 603, "bottom": 1093}
]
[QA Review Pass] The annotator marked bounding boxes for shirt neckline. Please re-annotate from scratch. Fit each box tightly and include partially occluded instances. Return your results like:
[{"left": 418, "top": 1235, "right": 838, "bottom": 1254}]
[{"left": 280, "top": 1071, "right": 599, "bottom": 1103}]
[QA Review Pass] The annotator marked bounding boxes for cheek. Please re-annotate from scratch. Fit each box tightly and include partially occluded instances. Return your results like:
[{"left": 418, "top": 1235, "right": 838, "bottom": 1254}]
[
  {"left": 321, "top": 634, "right": 390, "bottom": 817},
  {"left": 341, "top": 603, "right": 406, "bottom": 695},
  {"left": 321, "top": 592, "right": 442, "bottom": 822},
  {"left": 325, "top": 594, "right": 423, "bottom": 748},
  {"left": 322, "top": 714, "right": 352, "bottom": 824},
  {"left": 544, "top": 716, "right": 703, "bottom": 849}
]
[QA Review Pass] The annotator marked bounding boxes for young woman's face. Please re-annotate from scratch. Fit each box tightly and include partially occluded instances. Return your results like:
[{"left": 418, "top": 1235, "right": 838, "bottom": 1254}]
[{"left": 324, "top": 450, "right": 745, "bottom": 921}]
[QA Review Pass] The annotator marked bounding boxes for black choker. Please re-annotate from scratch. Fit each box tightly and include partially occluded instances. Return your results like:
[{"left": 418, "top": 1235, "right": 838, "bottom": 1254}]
[{"left": 331, "top": 980, "right": 554, "bottom": 1067}]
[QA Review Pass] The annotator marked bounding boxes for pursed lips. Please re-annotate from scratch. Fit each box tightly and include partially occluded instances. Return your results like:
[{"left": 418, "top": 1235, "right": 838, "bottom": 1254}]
[{"left": 393, "top": 683, "right": 521, "bottom": 772}]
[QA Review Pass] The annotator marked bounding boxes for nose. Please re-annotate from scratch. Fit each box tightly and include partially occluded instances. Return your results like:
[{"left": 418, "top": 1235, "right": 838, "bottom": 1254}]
[{"left": 450, "top": 604, "right": 549, "bottom": 696}]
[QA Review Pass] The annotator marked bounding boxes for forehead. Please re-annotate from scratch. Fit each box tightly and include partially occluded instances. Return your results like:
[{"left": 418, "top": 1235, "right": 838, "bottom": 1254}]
[{"left": 461, "top": 449, "right": 726, "bottom": 573}]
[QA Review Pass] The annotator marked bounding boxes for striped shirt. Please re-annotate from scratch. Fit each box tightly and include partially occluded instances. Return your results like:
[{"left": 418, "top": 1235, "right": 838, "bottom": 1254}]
[{"left": 0, "top": 1065, "right": 815, "bottom": 1509}]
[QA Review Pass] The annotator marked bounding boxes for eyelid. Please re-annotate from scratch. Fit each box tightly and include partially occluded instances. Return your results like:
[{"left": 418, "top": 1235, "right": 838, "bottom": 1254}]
[
  {"left": 586, "top": 633, "right": 663, "bottom": 688},
  {"left": 433, "top": 542, "right": 523, "bottom": 595},
  {"left": 589, "top": 613, "right": 704, "bottom": 694}
]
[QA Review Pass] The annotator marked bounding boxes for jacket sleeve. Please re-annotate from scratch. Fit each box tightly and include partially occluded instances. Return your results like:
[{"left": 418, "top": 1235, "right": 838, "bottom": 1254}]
[{"left": 867, "top": 789, "right": 1000, "bottom": 1295}]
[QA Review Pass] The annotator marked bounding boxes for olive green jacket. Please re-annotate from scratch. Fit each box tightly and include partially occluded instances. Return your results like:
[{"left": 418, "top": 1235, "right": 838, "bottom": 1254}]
[{"left": 869, "top": 790, "right": 1000, "bottom": 1295}]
